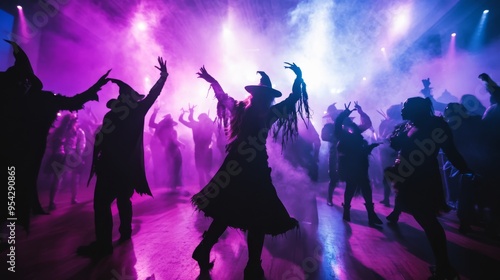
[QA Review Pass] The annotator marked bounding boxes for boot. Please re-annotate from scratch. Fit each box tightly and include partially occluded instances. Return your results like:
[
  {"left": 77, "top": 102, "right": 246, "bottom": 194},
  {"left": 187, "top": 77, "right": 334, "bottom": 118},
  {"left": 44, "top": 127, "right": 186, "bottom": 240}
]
[
  {"left": 342, "top": 203, "right": 351, "bottom": 222},
  {"left": 192, "top": 231, "right": 216, "bottom": 272},
  {"left": 365, "top": 203, "right": 383, "bottom": 225},
  {"left": 386, "top": 210, "right": 400, "bottom": 224},
  {"left": 244, "top": 259, "right": 264, "bottom": 280}
]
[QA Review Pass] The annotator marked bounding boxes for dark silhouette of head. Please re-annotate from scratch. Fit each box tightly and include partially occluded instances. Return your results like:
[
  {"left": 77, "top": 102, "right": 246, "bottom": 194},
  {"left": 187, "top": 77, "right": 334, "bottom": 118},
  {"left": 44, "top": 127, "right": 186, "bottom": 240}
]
[
  {"left": 460, "top": 94, "right": 486, "bottom": 116},
  {"left": 387, "top": 104, "right": 403, "bottom": 120},
  {"left": 342, "top": 116, "right": 361, "bottom": 135},
  {"left": 198, "top": 113, "right": 210, "bottom": 122},
  {"left": 245, "top": 71, "right": 281, "bottom": 108},
  {"left": 401, "top": 97, "right": 434, "bottom": 122},
  {"left": 324, "top": 103, "right": 340, "bottom": 121},
  {"left": 444, "top": 102, "right": 467, "bottom": 123},
  {"left": 160, "top": 114, "right": 177, "bottom": 127}
]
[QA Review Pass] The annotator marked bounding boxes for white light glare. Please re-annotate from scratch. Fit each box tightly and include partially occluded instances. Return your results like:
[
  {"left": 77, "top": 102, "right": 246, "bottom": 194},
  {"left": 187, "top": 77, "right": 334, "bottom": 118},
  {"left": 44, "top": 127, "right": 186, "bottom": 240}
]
[{"left": 483, "top": 10, "right": 489, "bottom": 14}]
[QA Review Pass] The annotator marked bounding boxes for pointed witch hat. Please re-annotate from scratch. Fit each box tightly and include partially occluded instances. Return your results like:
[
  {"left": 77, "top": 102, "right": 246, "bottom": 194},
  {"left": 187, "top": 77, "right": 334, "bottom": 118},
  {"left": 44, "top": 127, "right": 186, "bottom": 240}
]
[
  {"left": 244, "top": 71, "right": 282, "bottom": 98},
  {"left": 108, "top": 78, "right": 145, "bottom": 102},
  {"left": 4, "top": 39, "right": 43, "bottom": 92}
]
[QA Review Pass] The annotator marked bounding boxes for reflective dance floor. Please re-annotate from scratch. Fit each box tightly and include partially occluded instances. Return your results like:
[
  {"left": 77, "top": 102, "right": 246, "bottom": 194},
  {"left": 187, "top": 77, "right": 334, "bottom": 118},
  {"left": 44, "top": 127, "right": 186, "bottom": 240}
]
[{"left": 2, "top": 180, "right": 499, "bottom": 280}]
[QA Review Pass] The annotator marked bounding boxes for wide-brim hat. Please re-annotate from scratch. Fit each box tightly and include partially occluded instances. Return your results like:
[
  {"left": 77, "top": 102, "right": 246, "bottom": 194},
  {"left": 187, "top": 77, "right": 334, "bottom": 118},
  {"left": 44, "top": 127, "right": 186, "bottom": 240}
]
[
  {"left": 323, "top": 103, "right": 340, "bottom": 118},
  {"left": 160, "top": 114, "right": 178, "bottom": 126},
  {"left": 109, "top": 78, "right": 145, "bottom": 102},
  {"left": 244, "top": 71, "right": 282, "bottom": 98}
]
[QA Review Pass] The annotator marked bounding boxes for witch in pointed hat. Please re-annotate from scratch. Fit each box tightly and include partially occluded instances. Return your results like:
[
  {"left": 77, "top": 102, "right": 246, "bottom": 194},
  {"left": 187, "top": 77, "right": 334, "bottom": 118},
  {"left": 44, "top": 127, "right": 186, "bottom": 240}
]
[
  {"left": 2, "top": 39, "right": 111, "bottom": 233},
  {"left": 191, "top": 62, "right": 310, "bottom": 279}
]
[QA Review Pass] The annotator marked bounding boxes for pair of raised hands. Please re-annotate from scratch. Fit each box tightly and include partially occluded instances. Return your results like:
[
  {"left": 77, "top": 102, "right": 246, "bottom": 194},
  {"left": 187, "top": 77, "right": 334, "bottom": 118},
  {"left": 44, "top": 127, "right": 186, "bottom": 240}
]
[
  {"left": 341, "top": 101, "right": 363, "bottom": 115},
  {"left": 196, "top": 62, "right": 302, "bottom": 82}
]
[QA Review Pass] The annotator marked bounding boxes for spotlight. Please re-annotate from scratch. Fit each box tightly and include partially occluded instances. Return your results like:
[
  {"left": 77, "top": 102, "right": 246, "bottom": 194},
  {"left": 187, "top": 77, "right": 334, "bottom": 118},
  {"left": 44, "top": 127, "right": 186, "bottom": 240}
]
[
  {"left": 136, "top": 22, "right": 147, "bottom": 31},
  {"left": 362, "top": 77, "right": 367, "bottom": 81},
  {"left": 451, "top": 33, "right": 457, "bottom": 37},
  {"left": 17, "top": 5, "right": 22, "bottom": 10},
  {"left": 483, "top": 10, "right": 489, "bottom": 14},
  {"left": 381, "top": 47, "right": 386, "bottom": 52}
]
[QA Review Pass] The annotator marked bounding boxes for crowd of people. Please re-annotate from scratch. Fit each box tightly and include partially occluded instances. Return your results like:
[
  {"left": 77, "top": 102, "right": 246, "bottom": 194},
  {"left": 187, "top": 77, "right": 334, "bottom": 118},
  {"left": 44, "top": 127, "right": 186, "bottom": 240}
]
[{"left": 2, "top": 39, "right": 499, "bottom": 280}]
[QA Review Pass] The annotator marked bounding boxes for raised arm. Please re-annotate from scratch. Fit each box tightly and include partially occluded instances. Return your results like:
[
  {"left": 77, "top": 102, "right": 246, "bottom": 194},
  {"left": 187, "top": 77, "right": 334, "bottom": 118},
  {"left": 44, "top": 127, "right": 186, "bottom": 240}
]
[
  {"left": 149, "top": 106, "right": 159, "bottom": 129},
  {"left": 140, "top": 57, "right": 169, "bottom": 111},
  {"left": 334, "top": 103, "right": 356, "bottom": 138},
  {"left": 53, "top": 69, "right": 111, "bottom": 111},
  {"left": 270, "top": 62, "right": 303, "bottom": 120},
  {"left": 188, "top": 104, "right": 197, "bottom": 123},
  {"left": 197, "top": 66, "right": 236, "bottom": 112},
  {"left": 178, "top": 110, "right": 193, "bottom": 128},
  {"left": 354, "top": 102, "right": 372, "bottom": 133}
]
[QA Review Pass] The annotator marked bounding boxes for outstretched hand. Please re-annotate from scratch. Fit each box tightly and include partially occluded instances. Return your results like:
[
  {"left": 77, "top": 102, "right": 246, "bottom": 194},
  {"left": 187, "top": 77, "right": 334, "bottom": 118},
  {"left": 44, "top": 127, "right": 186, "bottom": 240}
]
[
  {"left": 155, "top": 57, "right": 168, "bottom": 77},
  {"left": 96, "top": 69, "right": 112, "bottom": 86},
  {"left": 342, "top": 102, "right": 357, "bottom": 115},
  {"left": 188, "top": 103, "right": 196, "bottom": 113},
  {"left": 284, "top": 62, "right": 302, "bottom": 78},
  {"left": 354, "top": 101, "right": 363, "bottom": 112},
  {"left": 422, "top": 78, "right": 431, "bottom": 88},
  {"left": 196, "top": 65, "right": 216, "bottom": 83},
  {"left": 90, "top": 69, "right": 111, "bottom": 91}
]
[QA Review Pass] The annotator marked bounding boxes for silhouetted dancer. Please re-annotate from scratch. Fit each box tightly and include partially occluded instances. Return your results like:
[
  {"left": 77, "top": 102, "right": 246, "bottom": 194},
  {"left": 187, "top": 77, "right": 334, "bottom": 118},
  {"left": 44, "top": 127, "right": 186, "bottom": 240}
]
[
  {"left": 477, "top": 73, "right": 500, "bottom": 237},
  {"left": 2, "top": 39, "right": 110, "bottom": 233},
  {"left": 321, "top": 103, "right": 341, "bottom": 206},
  {"left": 191, "top": 63, "right": 308, "bottom": 280},
  {"left": 384, "top": 97, "right": 473, "bottom": 279},
  {"left": 150, "top": 109, "right": 184, "bottom": 190},
  {"left": 179, "top": 104, "right": 215, "bottom": 187},
  {"left": 377, "top": 104, "right": 403, "bottom": 207},
  {"left": 45, "top": 113, "right": 87, "bottom": 210},
  {"left": 77, "top": 57, "right": 168, "bottom": 259},
  {"left": 335, "top": 102, "right": 383, "bottom": 226},
  {"left": 443, "top": 103, "right": 485, "bottom": 234}
]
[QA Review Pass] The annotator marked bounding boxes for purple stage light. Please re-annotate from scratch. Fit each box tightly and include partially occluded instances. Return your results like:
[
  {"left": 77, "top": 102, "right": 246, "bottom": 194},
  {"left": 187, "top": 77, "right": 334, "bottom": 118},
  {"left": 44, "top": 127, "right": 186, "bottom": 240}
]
[
  {"left": 451, "top": 33, "right": 456, "bottom": 37},
  {"left": 17, "top": 6, "right": 22, "bottom": 10}
]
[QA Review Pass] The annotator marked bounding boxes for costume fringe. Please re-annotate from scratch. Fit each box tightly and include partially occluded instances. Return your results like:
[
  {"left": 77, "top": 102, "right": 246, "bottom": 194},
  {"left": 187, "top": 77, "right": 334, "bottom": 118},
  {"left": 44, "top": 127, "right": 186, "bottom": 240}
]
[{"left": 272, "top": 80, "right": 311, "bottom": 151}]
